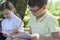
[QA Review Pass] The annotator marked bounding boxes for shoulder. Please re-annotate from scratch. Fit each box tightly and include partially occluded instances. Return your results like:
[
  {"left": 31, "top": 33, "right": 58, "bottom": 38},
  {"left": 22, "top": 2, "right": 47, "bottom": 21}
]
[
  {"left": 14, "top": 15, "right": 21, "bottom": 22},
  {"left": 14, "top": 15, "right": 24, "bottom": 25},
  {"left": 46, "top": 13, "right": 58, "bottom": 25},
  {"left": 46, "top": 13, "right": 56, "bottom": 21},
  {"left": 1, "top": 19, "right": 7, "bottom": 25},
  {"left": 2, "top": 19, "right": 7, "bottom": 23}
]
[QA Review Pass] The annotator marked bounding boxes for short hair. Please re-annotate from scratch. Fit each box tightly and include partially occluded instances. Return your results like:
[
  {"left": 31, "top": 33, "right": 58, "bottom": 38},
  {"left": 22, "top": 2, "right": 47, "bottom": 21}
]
[{"left": 28, "top": 0, "right": 48, "bottom": 8}]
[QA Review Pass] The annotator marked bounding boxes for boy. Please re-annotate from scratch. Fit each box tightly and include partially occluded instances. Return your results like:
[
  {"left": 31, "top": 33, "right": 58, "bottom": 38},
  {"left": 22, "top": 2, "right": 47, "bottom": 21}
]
[{"left": 28, "top": 0, "right": 60, "bottom": 40}]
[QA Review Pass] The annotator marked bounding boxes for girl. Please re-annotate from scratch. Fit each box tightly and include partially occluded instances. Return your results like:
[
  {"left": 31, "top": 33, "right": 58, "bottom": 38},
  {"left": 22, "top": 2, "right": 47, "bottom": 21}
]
[{"left": 0, "top": 1, "right": 25, "bottom": 40}]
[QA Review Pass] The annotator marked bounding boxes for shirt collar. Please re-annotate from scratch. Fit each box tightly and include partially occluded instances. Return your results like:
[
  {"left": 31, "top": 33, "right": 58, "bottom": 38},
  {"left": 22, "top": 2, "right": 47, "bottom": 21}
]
[{"left": 32, "top": 11, "right": 49, "bottom": 21}]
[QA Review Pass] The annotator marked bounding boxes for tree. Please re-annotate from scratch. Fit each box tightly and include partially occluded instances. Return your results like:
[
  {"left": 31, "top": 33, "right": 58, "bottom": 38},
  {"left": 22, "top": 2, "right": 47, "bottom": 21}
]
[{"left": 6, "top": 0, "right": 28, "bottom": 20}]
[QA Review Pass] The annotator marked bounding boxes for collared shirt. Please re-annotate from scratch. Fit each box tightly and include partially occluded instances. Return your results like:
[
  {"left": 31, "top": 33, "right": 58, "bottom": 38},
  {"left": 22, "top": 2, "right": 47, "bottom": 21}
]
[
  {"left": 1, "top": 14, "right": 24, "bottom": 34},
  {"left": 28, "top": 11, "right": 59, "bottom": 37}
]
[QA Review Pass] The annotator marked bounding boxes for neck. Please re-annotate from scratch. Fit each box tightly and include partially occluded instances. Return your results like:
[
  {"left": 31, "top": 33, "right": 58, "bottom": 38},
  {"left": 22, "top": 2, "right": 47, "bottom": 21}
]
[
  {"left": 8, "top": 14, "right": 14, "bottom": 19},
  {"left": 36, "top": 12, "right": 46, "bottom": 20}
]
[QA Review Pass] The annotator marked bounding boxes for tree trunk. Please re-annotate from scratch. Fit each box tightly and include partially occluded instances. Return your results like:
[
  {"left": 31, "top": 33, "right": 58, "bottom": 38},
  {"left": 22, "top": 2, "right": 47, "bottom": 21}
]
[{"left": 6, "top": 0, "right": 28, "bottom": 20}]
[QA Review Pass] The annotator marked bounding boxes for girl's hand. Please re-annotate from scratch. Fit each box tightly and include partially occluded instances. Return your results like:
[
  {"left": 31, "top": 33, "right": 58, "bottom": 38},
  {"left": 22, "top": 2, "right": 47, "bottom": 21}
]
[
  {"left": 3, "top": 33, "right": 9, "bottom": 37},
  {"left": 13, "top": 29, "right": 19, "bottom": 34}
]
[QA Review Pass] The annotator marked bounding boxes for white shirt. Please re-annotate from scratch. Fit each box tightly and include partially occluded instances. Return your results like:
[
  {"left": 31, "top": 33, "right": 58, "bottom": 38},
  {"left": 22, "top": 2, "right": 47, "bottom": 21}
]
[{"left": 1, "top": 14, "right": 24, "bottom": 34}]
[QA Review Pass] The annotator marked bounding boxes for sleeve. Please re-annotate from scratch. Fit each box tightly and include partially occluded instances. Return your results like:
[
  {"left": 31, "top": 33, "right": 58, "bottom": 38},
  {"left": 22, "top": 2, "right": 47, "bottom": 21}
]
[
  {"left": 47, "top": 17, "right": 59, "bottom": 33},
  {"left": 16, "top": 18, "right": 24, "bottom": 32},
  {"left": 28, "top": 14, "right": 34, "bottom": 27},
  {"left": 28, "top": 19, "right": 32, "bottom": 28},
  {"left": 1, "top": 20, "right": 6, "bottom": 33},
  {"left": 18, "top": 21, "right": 24, "bottom": 32}
]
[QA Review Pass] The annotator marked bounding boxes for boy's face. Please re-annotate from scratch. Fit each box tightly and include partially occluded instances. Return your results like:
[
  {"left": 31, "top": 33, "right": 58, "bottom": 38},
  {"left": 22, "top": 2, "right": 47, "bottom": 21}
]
[
  {"left": 2, "top": 9, "right": 14, "bottom": 19},
  {"left": 30, "top": 6, "right": 46, "bottom": 17}
]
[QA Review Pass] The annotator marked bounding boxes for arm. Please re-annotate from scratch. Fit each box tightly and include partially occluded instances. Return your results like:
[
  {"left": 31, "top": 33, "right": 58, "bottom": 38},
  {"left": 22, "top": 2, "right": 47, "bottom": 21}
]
[
  {"left": 28, "top": 27, "right": 60, "bottom": 40},
  {"left": 29, "top": 27, "right": 32, "bottom": 34},
  {"left": 13, "top": 20, "right": 24, "bottom": 34},
  {"left": 52, "top": 32, "right": 60, "bottom": 39},
  {"left": 39, "top": 32, "right": 60, "bottom": 40}
]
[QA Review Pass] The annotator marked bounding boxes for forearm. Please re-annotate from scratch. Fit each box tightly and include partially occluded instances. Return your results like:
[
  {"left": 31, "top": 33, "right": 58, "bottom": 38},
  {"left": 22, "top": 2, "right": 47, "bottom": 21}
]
[
  {"left": 40, "top": 35, "right": 60, "bottom": 40},
  {"left": 29, "top": 28, "right": 32, "bottom": 34}
]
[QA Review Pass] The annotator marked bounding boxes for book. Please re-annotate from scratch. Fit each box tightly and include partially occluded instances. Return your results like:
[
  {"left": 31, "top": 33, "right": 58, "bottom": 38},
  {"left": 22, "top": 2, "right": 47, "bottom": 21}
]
[{"left": 9, "top": 32, "right": 31, "bottom": 39}]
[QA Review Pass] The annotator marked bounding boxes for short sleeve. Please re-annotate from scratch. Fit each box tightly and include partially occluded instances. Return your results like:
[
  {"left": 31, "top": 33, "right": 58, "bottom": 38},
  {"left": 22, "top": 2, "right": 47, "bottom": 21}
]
[
  {"left": 18, "top": 21, "right": 24, "bottom": 32},
  {"left": 1, "top": 19, "right": 7, "bottom": 33},
  {"left": 16, "top": 18, "right": 24, "bottom": 32},
  {"left": 28, "top": 14, "right": 34, "bottom": 27},
  {"left": 47, "top": 17, "right": 59, "bottom": 33},
  {"left": 28, "top": 20, "right": 31, "bottom": 27}
]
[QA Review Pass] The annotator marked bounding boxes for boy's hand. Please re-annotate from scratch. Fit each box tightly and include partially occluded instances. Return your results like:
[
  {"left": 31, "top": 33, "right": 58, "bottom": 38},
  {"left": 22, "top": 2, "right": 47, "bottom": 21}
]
[
  {"left": 31, "top": 34, "right": 40, "bottom": 40},
  {"left": 13, "top": 29, "right": 19, "bottom": 34}
]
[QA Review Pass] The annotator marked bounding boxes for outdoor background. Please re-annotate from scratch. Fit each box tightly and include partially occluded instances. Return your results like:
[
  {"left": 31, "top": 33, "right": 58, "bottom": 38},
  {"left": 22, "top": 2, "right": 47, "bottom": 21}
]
[{"left": 0, "top": 0, "right": 60, "bottom": 28}]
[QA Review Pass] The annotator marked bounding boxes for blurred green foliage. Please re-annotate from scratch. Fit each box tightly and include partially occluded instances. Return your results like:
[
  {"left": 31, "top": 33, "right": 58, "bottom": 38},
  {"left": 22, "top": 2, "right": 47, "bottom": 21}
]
[
  {"left": 0, "top": 0, "right": 6, "bottom": 5},
  {"left": 47, "top": 1, "right": 60, "bottom": 16},
  {"left": 23, "top": 7, "right": 31, "bottom": 28}
]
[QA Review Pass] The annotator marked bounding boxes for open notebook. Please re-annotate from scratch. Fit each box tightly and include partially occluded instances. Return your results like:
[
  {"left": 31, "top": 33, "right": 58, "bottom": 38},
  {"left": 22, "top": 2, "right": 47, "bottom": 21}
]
[
  {"left": 9, "top": 32, "right": 31, "bottom": 39},
  {"left": 8, "top": 21, "right": 31, "bottom": 39}
]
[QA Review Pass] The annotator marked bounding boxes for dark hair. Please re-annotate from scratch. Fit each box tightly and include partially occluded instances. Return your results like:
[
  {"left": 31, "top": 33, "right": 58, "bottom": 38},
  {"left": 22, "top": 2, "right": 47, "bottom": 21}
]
[
  {"left": 28, "top": 0, "right": 48, "bottom": 8},
  {"left": 0, "top": 1, "right": 16, "bottom": 13}
]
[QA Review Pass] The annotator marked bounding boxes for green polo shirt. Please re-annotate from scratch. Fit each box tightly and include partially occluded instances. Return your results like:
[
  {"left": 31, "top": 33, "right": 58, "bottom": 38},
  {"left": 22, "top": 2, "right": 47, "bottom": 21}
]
[{"left": 28, "top": 11, "right": 59, "bottom": 37}]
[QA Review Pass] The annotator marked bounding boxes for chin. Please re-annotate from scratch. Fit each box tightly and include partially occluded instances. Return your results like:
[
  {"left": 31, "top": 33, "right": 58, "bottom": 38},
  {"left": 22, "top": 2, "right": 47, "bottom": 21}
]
[
  {"left": 32, "top": 14, "right": 36, "bottom": 16},
  {"left": 33, "top": 15, "right": 37, "bottom": 17}
]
